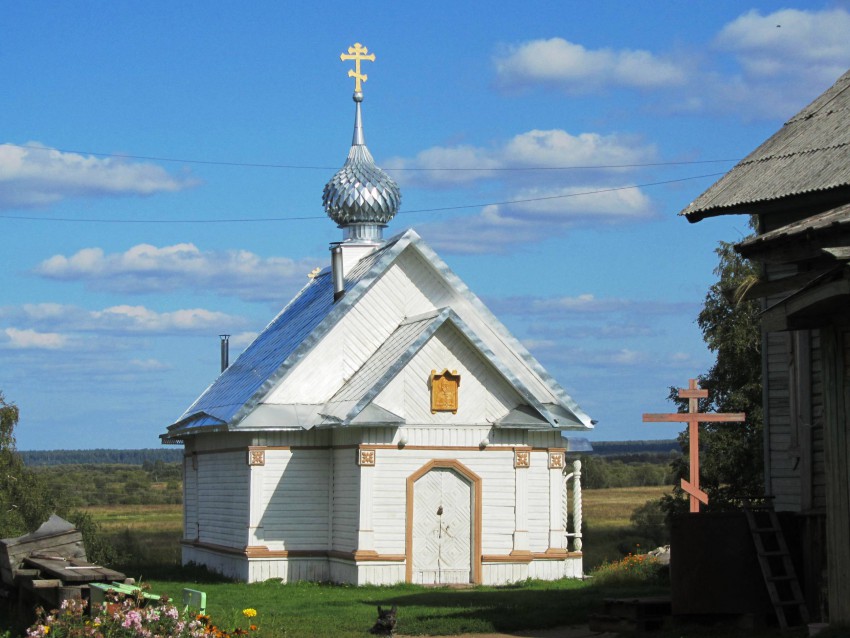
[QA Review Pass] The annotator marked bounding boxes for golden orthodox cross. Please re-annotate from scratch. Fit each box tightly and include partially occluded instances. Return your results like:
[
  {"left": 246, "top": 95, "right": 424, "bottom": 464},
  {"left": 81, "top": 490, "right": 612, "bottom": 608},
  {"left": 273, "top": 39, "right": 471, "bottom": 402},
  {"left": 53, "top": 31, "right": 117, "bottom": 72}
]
[
  {"left": 340, "top": 42, "right": 375, "bottom": 93},
  {"left": 643, "top": 378, "right": 745, "bottom": 513}
]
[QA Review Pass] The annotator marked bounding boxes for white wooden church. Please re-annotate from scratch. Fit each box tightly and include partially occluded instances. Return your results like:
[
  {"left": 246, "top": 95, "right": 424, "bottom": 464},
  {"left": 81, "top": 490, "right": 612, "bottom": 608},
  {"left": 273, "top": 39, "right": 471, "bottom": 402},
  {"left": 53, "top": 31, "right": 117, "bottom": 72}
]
[{"left": 162, "top": 44, "right": 594, "bottom": 586}]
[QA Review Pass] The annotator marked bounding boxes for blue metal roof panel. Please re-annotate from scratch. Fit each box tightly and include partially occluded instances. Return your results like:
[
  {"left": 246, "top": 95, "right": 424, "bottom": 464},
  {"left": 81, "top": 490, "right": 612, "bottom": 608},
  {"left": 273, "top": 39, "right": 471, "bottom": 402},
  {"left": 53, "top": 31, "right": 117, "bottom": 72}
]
[{"left": 168, "top": 231, "right": 414, "bottom": 432}]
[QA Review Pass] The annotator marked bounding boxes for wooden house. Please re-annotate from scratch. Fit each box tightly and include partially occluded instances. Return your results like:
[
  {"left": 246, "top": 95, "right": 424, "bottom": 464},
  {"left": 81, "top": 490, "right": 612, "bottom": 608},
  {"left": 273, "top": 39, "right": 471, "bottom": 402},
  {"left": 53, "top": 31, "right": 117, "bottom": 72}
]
[
  {"left": 681, "top": 68, "right": 850, "bottom": 623},
  {"left": 162, "top": 72, "right": 593, "bottom": 585}
]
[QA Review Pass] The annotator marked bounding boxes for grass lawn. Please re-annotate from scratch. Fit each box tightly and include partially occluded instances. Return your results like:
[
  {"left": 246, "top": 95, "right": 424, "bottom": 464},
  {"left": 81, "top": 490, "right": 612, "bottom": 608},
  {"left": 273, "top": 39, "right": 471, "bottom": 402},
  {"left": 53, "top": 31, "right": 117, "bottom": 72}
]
[
  {"left": 4, "top": 486, "right": 815, "bottom": 637},
  {"left": 143, "top": 577, "right": 669, "bottom": 637}
]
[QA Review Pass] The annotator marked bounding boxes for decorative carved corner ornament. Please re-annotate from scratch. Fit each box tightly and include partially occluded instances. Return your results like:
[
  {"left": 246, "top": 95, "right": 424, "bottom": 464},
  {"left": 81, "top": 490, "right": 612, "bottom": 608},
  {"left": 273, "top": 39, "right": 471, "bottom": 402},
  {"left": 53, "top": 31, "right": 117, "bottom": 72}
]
[
  {"left": 548, "top": 451, "right": 565, "bottom": 470},
  {"left": 358, "top": 448, "right": 376, "bottom": 467},
  {"left": 514, "top": 449, "right": 531, "bottom": 469},
  {"left": 431, "top": 369, "right": 460, "bottom": 414},
  {"left": 248, "top": 448, "right": 265, "bottom": 467}
]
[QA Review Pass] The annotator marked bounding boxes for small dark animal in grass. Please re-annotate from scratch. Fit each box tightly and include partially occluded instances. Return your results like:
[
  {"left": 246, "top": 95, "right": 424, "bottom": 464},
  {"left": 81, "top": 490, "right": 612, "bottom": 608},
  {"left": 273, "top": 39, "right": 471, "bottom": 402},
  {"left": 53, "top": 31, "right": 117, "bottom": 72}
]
[{"left": 369, "top": 605, "right": 397, "bottom": 636}]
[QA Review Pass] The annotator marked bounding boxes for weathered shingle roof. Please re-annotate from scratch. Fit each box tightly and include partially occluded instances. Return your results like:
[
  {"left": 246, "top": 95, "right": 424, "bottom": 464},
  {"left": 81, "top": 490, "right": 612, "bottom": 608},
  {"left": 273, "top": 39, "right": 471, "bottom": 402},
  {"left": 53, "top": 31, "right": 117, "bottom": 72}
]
[
  {"left": 736, "top": 201, "right": 850, "bottom": 256},
  {"left": 681, "top": 69, "right": 850, "bottom": 222}
]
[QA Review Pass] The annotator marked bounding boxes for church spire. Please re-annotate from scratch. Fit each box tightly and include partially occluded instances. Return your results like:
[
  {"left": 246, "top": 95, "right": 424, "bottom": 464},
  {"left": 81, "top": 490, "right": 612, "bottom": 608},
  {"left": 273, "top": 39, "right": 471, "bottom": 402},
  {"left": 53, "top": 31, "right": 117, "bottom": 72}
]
[{"left": 322, "top": 43, "right": 401, "bottom": 243}]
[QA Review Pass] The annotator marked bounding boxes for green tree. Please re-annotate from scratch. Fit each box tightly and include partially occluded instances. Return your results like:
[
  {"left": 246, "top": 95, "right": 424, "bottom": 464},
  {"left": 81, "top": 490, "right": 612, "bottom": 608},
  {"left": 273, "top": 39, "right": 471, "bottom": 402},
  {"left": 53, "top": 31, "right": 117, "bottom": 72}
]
[
  {"left": 661, "top": 240, "right": 764, "bottom": 516},
  {"left": 0, "top": 392, "right": 54, "bottom": 536},
  {"left": 0, "top": 391, "right": 116, "bottom": 564}
]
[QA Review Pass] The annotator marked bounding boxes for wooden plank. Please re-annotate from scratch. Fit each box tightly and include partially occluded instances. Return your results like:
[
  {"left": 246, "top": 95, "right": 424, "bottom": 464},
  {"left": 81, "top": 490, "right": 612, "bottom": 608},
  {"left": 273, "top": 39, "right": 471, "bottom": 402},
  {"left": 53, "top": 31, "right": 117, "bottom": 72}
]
[
  {"left": 0, "top": 527, "right": 85, "bottom": 586},
  {"left": 642, "top": 413, "right": 746, "bottom": 423},
  {"left": 822, "top": 326, "right": 850, "bottom": 623},
  {"left": 22, "top": 557, "right": 124, "bottom": 584}
]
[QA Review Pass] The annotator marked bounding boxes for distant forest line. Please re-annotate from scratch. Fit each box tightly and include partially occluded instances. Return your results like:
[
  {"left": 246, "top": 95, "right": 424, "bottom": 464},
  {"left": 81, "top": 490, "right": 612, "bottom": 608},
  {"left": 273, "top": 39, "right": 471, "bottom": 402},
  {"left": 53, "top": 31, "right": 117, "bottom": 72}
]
[
  {"left": 18, "top": 440, "right": 681, "bottom": 506},
  {"left": 20, "top": 440, "right": 679, "bottom": 466}
]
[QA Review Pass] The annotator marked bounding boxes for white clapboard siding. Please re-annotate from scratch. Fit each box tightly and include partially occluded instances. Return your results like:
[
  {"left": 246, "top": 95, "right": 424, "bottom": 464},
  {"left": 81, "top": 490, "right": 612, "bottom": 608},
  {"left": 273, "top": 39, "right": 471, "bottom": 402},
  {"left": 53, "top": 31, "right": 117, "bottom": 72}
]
[
  {"left": 266, "top": 244, "right": 561, "bottom": 413},
  {"left": 184, "top": 545, "right": 249, "bottom": 581},
  {"left": 394, "top": 248, "right": 455, "bottom": 316},
  {"left": 373, "top": 323, "right": 523, "bottom": 426},
  {"left": 482, "top": 563, "right": 528, "bottom": 585},
  {"left": 247, "top": 558, "right": 330, "bottom": 584},
  {"left": 261, "top": 450, "right": 330, "bottom": 549},
  {"left": 267, "top": 248, "right": 449, "bottom": 406},
  {"left": 253, "top": 429, "right": 331, "bottom": 447},
  {"left": 196, "top": 451, "right": 249, "bottom": 547},
  {"left": 183, "top": 456, "right": 198, "bottom": 539},
  {"left": 332, "top": 447, "right": 360, "bottom": 552},
  {"left": 401, "top": 245, "right": 559, "bottom": 405},
  {"left": 527, "top": 452, "right": 552, "bottom": 553}
]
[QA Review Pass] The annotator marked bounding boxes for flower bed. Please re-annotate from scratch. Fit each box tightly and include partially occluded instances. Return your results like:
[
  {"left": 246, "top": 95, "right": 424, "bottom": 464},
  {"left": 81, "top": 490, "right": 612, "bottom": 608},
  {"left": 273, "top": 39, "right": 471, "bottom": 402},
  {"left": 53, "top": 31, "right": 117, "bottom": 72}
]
[{"left": 26, "top": 590, "right": 260, "bottom": 638}]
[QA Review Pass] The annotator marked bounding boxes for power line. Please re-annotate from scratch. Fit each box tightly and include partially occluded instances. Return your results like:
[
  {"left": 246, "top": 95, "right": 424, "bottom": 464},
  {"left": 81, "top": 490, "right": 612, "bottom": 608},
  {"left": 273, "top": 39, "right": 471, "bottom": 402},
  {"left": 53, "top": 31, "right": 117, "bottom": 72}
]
[
  {"left": 0, "top": 172, "right": 726, "bottom": 224},
  {"left": 6, "top": 142, "right": 740, "bottom": 172}
]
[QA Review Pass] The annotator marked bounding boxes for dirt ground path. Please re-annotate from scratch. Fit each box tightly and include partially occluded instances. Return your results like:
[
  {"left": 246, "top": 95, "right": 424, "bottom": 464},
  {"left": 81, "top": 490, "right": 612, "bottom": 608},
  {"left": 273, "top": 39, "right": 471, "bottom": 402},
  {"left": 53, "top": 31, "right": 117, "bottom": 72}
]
[{"left": 397, "top": 625, "right": 618, "bottom": 638}]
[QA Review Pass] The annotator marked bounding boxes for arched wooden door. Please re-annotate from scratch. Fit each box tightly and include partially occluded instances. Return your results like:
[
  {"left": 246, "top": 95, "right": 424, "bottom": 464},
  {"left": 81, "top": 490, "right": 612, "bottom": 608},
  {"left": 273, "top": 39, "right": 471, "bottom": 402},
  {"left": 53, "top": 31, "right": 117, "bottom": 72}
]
[{"left": 411, "top": 467, "right": 473, "bottom": 584}]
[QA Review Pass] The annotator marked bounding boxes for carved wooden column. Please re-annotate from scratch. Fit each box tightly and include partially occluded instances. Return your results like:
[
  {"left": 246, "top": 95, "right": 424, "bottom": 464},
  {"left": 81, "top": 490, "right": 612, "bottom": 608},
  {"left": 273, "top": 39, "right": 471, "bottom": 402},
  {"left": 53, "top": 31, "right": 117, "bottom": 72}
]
[{"left": 570, "top": 460, "right": 583, "bottom": 552}]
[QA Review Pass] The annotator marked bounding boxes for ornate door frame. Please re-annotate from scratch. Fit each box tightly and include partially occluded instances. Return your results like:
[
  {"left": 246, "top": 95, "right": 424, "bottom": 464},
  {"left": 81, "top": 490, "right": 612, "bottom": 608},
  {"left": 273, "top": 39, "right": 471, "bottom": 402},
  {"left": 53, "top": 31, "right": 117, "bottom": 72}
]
[{"left": 405, "top": 459, "right": 482, "bottom": 584}]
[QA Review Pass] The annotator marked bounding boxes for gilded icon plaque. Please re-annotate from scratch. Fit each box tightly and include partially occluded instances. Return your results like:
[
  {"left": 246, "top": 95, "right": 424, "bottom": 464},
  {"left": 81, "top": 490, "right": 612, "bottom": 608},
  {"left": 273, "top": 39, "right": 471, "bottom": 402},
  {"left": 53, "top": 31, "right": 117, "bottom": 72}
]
[{"left": 431, "top": 369, "right": 460, "bottom": 414}]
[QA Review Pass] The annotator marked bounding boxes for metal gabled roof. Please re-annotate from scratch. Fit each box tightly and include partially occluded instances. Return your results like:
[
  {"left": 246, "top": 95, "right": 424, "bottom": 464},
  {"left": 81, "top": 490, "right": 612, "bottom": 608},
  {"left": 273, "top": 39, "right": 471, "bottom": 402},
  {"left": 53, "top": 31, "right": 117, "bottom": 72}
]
[
  {"left": 164, "top": 227, "right": 593, "bottom": 438},
  {"left": 324, "top": 307, "right": 589, "bottom": 430},
  {"left": 411, "top": 240, "right": 593, "bottom": 430},
  {"left": 681, "top": 68, "right": 850, "bottom": 222},
  {"left": 164, "top": 230, "right": 417, "bottom": 439}
]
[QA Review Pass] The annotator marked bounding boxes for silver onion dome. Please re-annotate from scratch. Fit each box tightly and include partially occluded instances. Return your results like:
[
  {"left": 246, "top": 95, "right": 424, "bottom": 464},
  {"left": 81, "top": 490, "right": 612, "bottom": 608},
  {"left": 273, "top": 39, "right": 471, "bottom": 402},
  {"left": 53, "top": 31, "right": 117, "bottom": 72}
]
[{"left": 323, "top": 94, "right": 401, "bottom": 238}]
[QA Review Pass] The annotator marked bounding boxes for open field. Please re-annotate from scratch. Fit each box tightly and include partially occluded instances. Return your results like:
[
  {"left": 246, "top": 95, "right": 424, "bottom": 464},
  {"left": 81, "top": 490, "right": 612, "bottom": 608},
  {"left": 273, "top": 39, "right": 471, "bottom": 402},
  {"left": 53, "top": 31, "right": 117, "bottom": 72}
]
[
  {"left": 85, "top": 486, "right": 670, "bottom": 535},
  {"left": 84, "top": 503, "right": 182, "bottom": 533},
  {"left": 584, "top": 485, "right": 670, "bottom": 527}
]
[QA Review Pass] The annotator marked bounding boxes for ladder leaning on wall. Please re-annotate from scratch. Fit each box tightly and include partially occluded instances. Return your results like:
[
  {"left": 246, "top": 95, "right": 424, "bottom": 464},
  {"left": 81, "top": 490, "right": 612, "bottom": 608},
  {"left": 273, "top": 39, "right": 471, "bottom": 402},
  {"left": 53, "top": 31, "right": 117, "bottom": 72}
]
[{"left": 743, "top": 503, "right": 809, "bottom": 631}]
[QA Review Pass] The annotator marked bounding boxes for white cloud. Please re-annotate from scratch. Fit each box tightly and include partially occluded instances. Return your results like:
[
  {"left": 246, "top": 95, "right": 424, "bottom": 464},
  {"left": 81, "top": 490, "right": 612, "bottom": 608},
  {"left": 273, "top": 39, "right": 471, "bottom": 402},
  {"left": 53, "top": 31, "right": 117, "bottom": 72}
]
[
  {"left": 704, "top": 8, "right": 850, "bottom": 118},
  {"left": 3, "top": 327, "right": 68, "bottom": 350},
  {"left": 4, "top": 302, "right": 245, "bottom": 335},
  {"left": 528, "top": 342, "right": 702, "bottom": 371},
  {"left": 0, "top": 142, "right": 197, "bottom": 209},
  {"left": 418, "top": 183, "right": 655, "bottom": 254},
  {"left": 229, "top": 332, "right": 259, "bottom": 349},
  {"left": 493, "top": 38, "right": 687, "bottom": 92},
  {"left": 386, "top": 129, "right": 656, "bottom": 188},
  {"left": 35, "top": 243, "right": 323, "bottom": 302},
  {"left": 490, "top": 9, "right": 850, "bottom": 120},
  {"left": 92, "top": 305, "right": 237, "bottom": 332},
  {"left": 129, "top": 358, "right": 170, "bottom": 371},
  {"left": 716, "top": 8, "right": 850, "bottom": 80},
  {"left": 490, "top": 294, "right": 695, "bottom": 317}
]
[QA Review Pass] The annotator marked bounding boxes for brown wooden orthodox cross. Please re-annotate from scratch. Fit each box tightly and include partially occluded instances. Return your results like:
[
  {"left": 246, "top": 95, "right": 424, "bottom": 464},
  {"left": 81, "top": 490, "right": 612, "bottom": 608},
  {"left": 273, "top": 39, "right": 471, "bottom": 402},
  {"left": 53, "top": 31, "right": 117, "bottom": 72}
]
[{"left": 643, "top": 379, "right": 745, "bottom": 513}]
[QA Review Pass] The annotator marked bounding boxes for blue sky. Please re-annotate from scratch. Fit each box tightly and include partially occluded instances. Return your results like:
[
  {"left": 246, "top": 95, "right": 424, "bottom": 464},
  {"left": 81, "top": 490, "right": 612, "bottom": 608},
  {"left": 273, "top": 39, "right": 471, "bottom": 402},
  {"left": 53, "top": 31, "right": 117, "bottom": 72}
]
[{"left": 3, "top": 1, "right": 849, "bottom": 450}]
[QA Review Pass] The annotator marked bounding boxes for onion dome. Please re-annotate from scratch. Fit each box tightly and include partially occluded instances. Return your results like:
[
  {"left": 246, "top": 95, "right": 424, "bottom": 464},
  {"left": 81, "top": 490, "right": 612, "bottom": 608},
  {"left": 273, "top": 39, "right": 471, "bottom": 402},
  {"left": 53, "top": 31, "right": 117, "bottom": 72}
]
[{"left": 323, "top": 46, "right": 400, "bottom": 241}]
